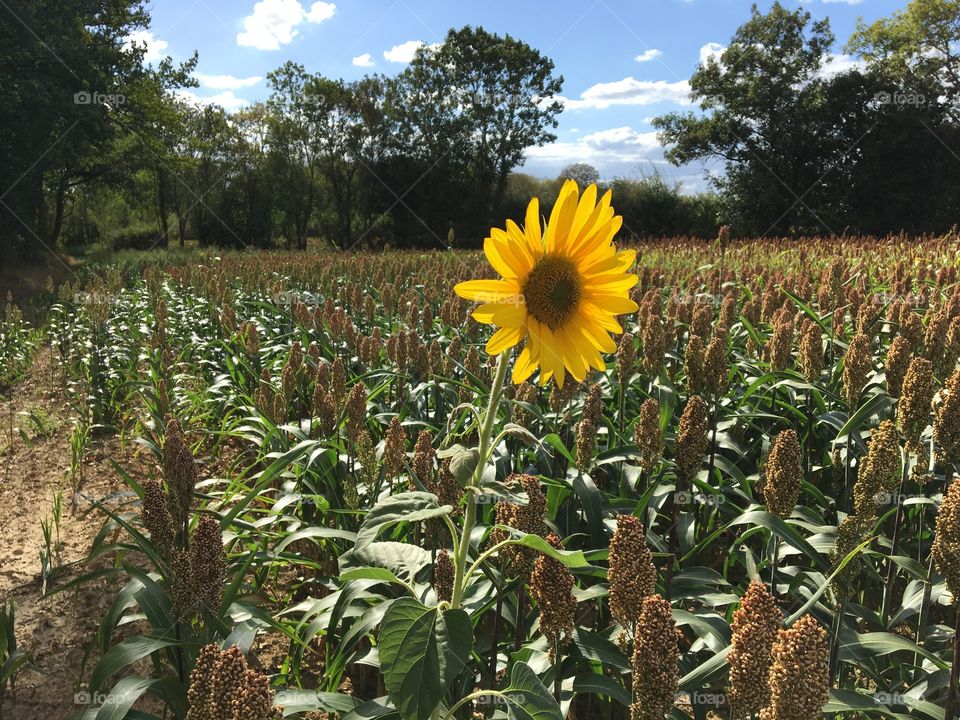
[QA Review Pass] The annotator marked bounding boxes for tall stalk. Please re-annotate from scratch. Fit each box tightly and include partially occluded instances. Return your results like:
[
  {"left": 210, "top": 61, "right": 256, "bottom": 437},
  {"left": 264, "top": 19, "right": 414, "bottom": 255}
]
[{"left": 451, "top": 349, "right": 510, "bottom": 609}]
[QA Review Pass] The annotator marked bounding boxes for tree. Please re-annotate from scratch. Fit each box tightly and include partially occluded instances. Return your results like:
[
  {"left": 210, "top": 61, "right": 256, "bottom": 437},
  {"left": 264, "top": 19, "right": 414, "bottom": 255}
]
[
  {"left": 652, "top": 2, "right": 837, "bottom": 235},
  {"left": 0, "top": 0, "right": 151, "bottom": 257},
  {"left": 849, "top": 0, "right": 960, "bottom": 122},
  {"left": 395, "top": 26, "right": 563, "bottom": 243},
  {"left": 559, "top": 163, "right": 600, "bottom": 187}
]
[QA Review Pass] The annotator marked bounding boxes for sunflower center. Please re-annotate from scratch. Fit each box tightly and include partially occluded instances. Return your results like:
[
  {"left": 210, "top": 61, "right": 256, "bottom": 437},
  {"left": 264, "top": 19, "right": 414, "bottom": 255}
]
[{"left": 523, "top": 255, "right": 582, "bottom": 330}]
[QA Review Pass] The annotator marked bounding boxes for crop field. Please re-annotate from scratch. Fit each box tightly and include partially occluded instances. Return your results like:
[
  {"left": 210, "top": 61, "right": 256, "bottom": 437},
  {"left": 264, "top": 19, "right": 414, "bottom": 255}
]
[{"left": 2, "top": 189, "right": 960, "bottom": 720}]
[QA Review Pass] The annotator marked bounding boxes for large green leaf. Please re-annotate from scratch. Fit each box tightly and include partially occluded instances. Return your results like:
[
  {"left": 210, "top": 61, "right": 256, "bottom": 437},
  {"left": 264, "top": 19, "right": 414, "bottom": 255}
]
[
  {"left": 502, "top": 661, "right": 563, "bottom": 720},
  {"left": 356, "top": 492, "right": 451, "bottom": 549},
  {"left": 378, "top": 598, "right": 472, "bottom": 720}
]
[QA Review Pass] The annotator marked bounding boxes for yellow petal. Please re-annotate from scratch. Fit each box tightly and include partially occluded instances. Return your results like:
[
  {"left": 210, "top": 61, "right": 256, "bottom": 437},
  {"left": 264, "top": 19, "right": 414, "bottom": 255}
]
[
  {"left": 484, "top": 236, "right": 521, "bottom": 278},
  {"left": 454, "top": 279, "right": 519, "bottom": 303},
  {"left": 471, "top": 302, "right": 527, "bottom": 327},
  {"left": 544, "top": 180, "right": 579, "bottom": 253},
  {"left": 525, "top": 197, "right": 543, "bottom": 254},
  {"left": 580, "top": 294, "right": 639, "bottom": 315},
  {"left": 486, "top": 326, "right": 525, "bottom": 355},
  {"left": 513, "top": 345, "right": 538, "bottom": 384}
]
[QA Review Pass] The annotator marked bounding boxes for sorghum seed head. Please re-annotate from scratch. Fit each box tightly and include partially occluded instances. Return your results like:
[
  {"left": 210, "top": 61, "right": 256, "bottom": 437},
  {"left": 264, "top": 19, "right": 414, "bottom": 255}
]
[
  {"left": 853, "top": 420, "right": 901, "bottom": 517},
  {"left": 684, "top": 334, "right": 705, "bottom": 395},
  {"left": 935, "top": 369, "right": 960, "bottom": 465},
  {"left": 842, "top": 334, "right": 872, "bottom": 409},
  {"left": 633, "top": 398, "right": 663, "bottom": 474},
  {"left": 703, "top": 334, "right": 728, "bottom": 398},
  {"left": 616, "top": 332, "right": 637, "bottom": 386},
  {"left": 933, "top": 477, "right": 960, "bottom": 601},
  {"left": 316, "top": 391, "right": 337, "bottom": 438},
  {"left": 728, "top": 581, "right": 784, "bottom": 719},
  {"left": 884, "top": 336, "right": 912, "bottom": 398},
  {"left": 163, "top": 417, "right": 197, "bottom": 527},
  {"left": 767, "top": 316, "right": 795, "bottom": 372},
  {"left": 575, "top": 417, "right": 597, "bottom": 471},
  {"left": 190, "top": 515, "right": 226, "bottom": 616},
  {"left": 186, "top": 644, "right": 221, "bottom": 720},
  {"left": 345, "top": 382, "right": 367, "bottom": 436},
  {"left": 759, "top": 615, "right": 829, "bottom": 720},
  {"left": 763, "top": 429, "right": 802, "bottom": 519},
  {"left": 530, "top": 533, "right": 576, "bottom": 659},
  {"left": 798, "top": 321, "right": 822, "bottom": 382},
  {"left": 642, "top": 314, "right": 665, "bottom": 375},
  {"left": 383, "top": 417, "right": 407, "bottom": 479},
  {"left": 898, "top": 357, "right": 935, "bottom": 453},
  {"left": 412, "top": 430, "right": 435, "bottom": 487},
  {"left": 434, "top": 549, "right": 454, "bottom": 603},
  {"left": 675, "top": 396, "right": 709, "bottom": 486},
  {"left": 830, "top": 513, "right": 870, "bottom": 598},
  {"left": 629, "top": 594, "right": 679, "bottom": 720},
  {"left": 209, "top": 647, "right": 247, "bottom": 719},
  {"left": 608, "top": 515, "right": 657, "bottom": 629},
  {"left": 143, "top": 479, "right": 174, "bottom": 559},
  {"left": 330, "top": 357, "right": 346, "bottom": 404}
]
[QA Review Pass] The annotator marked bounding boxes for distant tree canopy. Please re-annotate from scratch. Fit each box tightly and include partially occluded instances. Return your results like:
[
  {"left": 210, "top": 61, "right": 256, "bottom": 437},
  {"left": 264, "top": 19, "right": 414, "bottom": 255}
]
[
  {"left": 3, "top": 1, "right": 960, "bottom": 258},
  {"left": 654, "top": 0, "right": 960, "bottom": 236},
  {"left": 1, "top": 19, "right": 566, "bottom": 256}
]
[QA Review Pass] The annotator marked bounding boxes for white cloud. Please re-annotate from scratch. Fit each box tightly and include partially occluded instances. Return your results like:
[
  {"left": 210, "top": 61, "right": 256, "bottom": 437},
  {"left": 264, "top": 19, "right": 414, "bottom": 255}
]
[
  {"left": 560, "top": 77, "right": 692, "bottom": 110},
  {"left": 195, "top": 73, "right": 262, "bottom": 90},
  {"left": 526, "top": 126, "right": 661, "bottom": 164},
  {"left": 383, "top": 39, "right": 437, "bottom": 63},
  {"left": 237, "top": 0, "right": 336, "bottom": 50},
  {"left": 822, "top": 0, "right": 863, "bottom": 4},
  {"left": 122, "top": 30, "right": 169, "bottom": 63},
  {"left": 818, "top": 52, "right": 865, "bottom": 78},
  {"left": 352, "top": 53, "right": 375, "bottom": 67},
  {"left": 634, "top": 48, "right": 663, "bottom": 63},
  {"left": 175, "top": 89, "right": 249, "bottom": 111},
  {"left": 699, "top": 42, "right": 725, "bottom": 65},
  {"left": 305, "top": 1, "right": 336, "bottom": 22}
]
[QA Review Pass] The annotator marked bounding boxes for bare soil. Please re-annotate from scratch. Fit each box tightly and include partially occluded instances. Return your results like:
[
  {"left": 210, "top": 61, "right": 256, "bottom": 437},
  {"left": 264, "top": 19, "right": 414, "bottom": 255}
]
[{"left": 0, "top": 348, "right": 140, "bottom": 720}]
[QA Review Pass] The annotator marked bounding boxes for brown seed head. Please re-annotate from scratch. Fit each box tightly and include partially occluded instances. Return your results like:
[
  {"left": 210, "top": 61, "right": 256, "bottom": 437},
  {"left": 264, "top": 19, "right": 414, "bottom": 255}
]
[
  {"left": 629, "top": 594, "right": 679, "bottom": 720},
  {"left": 675, "top": 396, "right": 709, "bottom": 487},
  {"left": 935, "top": 369, "right": 960, "bottom": 465},
  {"left": 884, "top": 336, "right": 912, "bottom": 398},
  {"left": 759, "top": 615, "right": 829, "bottom": 720},
  {"left": 853, "top": 420, "right": 901, "bottom": 517},
  {"left": 608, "top": 515, "right": 657, "bottom": 629},
  {"left": 728, "top": 581, "right": 784, "bottom": 719},
  {"left": 530, "top": 533, "right": 576, "bottom": 659},
  {"left": 842, "top": 334, "right": 872, "bottom": 409},
  {"left": 898, "top": 357, "right": 935, "bottom": 452},
  {"left": 434, "top": 549, "right": 454, "bottom": 603},
  {"left": 383, "top": 417, "right": 407, "bottom": 479},
  {"left": 143, "top": 478, "right": 174, "bottom": 559},
  {"left": 633, "top": 398, "right": 663, "bottom": 474},
  {"left": 933, "top": 477, "right": 960, "bottom": 601},
  {"left": 763, "top": 430, "right": 802, "bottom": 519}
]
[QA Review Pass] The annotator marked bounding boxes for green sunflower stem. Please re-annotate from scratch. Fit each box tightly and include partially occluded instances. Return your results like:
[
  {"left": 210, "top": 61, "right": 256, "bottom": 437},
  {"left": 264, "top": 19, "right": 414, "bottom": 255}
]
[{"left": 451, "top": 349, "right": 511, "bottom": 610}]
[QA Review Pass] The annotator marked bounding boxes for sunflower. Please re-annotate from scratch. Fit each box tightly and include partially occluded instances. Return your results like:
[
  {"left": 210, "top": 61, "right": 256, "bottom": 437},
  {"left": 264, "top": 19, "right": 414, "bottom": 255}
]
[{"left": 454, "top": 180, "right": 638, "bottom": 388}]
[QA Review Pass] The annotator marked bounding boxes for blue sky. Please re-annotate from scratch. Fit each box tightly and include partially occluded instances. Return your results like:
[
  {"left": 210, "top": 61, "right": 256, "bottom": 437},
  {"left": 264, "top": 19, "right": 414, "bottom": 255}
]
[{"left": 131, "top": 0, "right": 906, "bottom": 190}]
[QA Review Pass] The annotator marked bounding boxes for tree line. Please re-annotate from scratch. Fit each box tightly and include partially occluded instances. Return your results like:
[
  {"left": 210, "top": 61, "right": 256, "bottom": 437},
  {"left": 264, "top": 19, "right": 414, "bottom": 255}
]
[{"left": 1, "top": 0, "right": 959, "bottom": 258}]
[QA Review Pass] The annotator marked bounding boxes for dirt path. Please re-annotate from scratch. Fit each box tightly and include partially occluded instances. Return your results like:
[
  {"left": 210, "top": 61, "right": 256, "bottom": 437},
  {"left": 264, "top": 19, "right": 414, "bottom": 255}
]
[{"left": 0, "top": 348, "right": 137, "bottom": 719}]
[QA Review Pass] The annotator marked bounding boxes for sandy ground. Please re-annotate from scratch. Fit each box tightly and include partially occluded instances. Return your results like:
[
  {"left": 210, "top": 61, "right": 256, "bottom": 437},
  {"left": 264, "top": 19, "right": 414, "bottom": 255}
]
[{"left": 0, "top": 348, "right": 140, "bottom": 719}]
